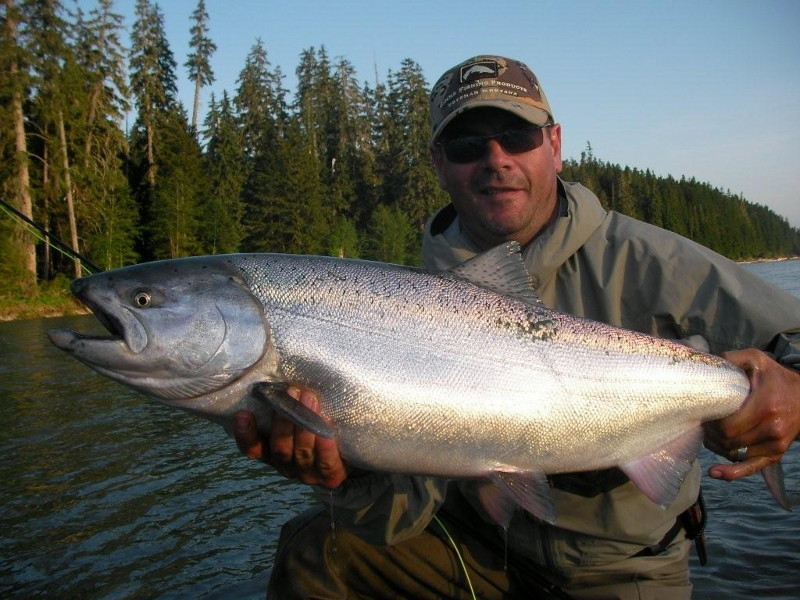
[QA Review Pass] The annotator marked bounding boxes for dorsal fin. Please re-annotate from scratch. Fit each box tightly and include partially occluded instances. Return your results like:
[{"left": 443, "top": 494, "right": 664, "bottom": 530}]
[{"left": 449, "top": 241, "right": 540, "bottom": 305}]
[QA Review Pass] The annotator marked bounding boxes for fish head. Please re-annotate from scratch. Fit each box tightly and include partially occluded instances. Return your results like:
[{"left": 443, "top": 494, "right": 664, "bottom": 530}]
[{"left": 48, "top": 256, "right": 269, "bottom": 406}]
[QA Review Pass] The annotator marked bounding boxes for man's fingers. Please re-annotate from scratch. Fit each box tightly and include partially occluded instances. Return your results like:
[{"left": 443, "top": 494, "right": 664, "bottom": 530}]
[
  {"left": 233, "top": 410, "right": 264, "bottom": 460},
  {"left": 314, "top": 435, "right": 347, "bottom": 488},
  {"left": 293, "top": 389, "right": 319, "bottom": 471},
  {"left": 235, "top": 387, "right": 347, "bottom": 488},
  {"left": 269, "top": 410, "right": 298, "bottom": 466}
]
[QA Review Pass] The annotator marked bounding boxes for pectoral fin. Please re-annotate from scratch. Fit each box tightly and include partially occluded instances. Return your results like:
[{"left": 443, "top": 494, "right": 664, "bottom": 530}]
[{"left": 251, "top": 382, "right": 336, "bottom": 438}]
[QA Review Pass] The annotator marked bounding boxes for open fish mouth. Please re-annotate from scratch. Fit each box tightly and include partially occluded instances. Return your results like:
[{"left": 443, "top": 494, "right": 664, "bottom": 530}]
[
  {"left": 73, "top": 275, "right": 126, "bottom": 339},
  {"left": 71, "top": 295, "right": 126, "bottom": 343},
  {"left": 48, "top": 281, "right": 148, "bottom": 355},
  {"left": 49, "top": 284, "right": 113, "bottom": 344}
]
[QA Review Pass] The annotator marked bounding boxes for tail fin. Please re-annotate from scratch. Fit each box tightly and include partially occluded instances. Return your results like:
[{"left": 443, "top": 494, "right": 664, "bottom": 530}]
[{"left": 761, "top": 462, "right": 798, "bottom": 511}]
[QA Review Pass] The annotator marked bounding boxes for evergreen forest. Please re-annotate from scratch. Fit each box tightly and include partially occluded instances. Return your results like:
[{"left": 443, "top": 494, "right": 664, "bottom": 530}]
[{"left": 2, "top": 0, "right": 799, "bottom": 299}]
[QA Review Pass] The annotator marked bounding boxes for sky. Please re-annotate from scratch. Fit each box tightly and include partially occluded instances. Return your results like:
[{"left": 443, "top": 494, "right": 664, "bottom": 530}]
[{"left": 80, "top": 0, "right": 800, "bottom": 228}]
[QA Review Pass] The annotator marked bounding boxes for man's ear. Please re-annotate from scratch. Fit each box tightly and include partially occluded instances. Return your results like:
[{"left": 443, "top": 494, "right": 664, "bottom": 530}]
[{"left": 548, "top": 123, "right": 563, "bottom": 173}]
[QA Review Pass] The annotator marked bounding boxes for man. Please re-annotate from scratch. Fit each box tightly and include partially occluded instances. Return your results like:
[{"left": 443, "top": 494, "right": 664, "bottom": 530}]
[{"left": 235, "top": 55, "right": 800, "bottom": 599}]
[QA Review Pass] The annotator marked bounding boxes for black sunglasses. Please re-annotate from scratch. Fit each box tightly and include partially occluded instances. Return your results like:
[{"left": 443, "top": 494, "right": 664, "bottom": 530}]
[{"left": 438, "top": 126, "right": 547, "bottom": 164}]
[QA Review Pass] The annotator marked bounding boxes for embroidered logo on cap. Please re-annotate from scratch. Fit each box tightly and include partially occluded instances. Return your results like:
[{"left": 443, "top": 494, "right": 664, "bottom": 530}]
[{"left": 460, "top": 59, "right": 500, "bottom": 83}]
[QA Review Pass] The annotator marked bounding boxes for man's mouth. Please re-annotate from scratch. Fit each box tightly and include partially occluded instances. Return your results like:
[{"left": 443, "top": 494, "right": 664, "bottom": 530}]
[{"left": 481, "top": 186, "right": 523, "bottom": 197}]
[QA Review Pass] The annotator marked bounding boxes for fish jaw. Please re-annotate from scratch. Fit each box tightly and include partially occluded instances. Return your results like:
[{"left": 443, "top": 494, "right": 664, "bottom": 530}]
[
  {"left": 48, "top": 276, "right": 152, "bottom": 370},
  {"left": 48, "top": 257, "right": 271, "bottom": 404}
]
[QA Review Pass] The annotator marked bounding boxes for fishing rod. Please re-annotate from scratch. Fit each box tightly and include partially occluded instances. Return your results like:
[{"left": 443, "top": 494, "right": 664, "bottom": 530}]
[{"left": 0, "top": 197, "right": 103, "bottom": 274}]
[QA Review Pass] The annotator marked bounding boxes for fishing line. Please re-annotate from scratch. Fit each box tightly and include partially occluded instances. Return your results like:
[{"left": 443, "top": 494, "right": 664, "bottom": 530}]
[
  {"left": 0, "top": 198, "right": 103, "bottom": 274},
  {"left": 433, "top": 514, "right": 478, "bottom": 600},
  {"left": 436, "top": 503, "right": 576, "bottom": 600}
]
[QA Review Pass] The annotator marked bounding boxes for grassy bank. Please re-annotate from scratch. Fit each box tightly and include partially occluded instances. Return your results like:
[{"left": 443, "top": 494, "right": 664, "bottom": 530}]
[{"left": 0, "top": 277, "right": 88, "bottom": 322}]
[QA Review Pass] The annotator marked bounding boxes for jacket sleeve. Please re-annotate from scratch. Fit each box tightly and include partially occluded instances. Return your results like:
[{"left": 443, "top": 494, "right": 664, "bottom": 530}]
[
  {"left": 596, "top": 215, "right": 800, "bottom": 370},
  {"left": 771, "top": 329, "right": 800, "bottom": 372},
  {"left": 312, "top": 473, "right": 449, "bottom": 545},
  {"left": 664, "top": 249, "right": 800, "bottom": 371}
]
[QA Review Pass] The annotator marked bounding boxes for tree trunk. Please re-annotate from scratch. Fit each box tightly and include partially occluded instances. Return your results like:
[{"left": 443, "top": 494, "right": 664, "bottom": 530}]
[
  {"left": 191, "top": 72, "right": 201, "bottom": 133},
  {"left": 42, "top": 145, "right": 50, "bottom": 281},
  {"left": 146, "top": 121, "right": 155, "bottom": 185},
  {"left": 57, "top": 110, "right": 82, "bottom": 278},
  {"left": 83, "top": 83, "right": 101, "bottom": 166},
  {"left": 7, "top": 0, "right": 37, "bottom": 287}
]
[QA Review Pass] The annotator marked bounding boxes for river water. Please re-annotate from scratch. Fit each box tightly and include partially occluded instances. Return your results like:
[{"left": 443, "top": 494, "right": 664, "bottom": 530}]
[{"left": 1, "top": 259, "right": 798, "bottom": 599}]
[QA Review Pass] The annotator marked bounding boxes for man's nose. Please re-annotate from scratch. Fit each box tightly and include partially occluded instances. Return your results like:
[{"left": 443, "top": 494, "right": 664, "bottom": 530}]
[{"left": 483, "top": 138, "right": 514, "bottom": 166}]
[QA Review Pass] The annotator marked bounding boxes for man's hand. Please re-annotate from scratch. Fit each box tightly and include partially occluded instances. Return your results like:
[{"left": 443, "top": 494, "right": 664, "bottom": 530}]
[
  {"left": 233, "top": 387, "right": 348, "bottom": 489},
  {"left": 704, "top": 349, "right": 800, "bottom": 481}
]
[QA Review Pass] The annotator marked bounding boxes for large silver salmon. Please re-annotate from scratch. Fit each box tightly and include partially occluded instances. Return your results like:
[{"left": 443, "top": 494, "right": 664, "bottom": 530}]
[{"left": 47, "top": 242, "right": 790, "bottom": 523}]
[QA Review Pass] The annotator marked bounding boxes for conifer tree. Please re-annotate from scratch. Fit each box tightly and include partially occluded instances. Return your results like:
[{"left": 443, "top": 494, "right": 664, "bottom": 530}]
[
  {"left": 366, "top": 203, "right": 415, "bottom": 264},
  {"left": 380, "top": 58, "right": 446, "bottom": 232},
  {"left": 129, "top": 0, "right": 178, "bottom": 186},
  {"left": 355, "top": 78, "right": 388, "bottom": 227},
  {"left": 202, "top": 91, "right": 244, "bottom": 253},
  {"left": 294, "top": 46, "right": 324, "bottom": 159},
  {"left": 561, "top": 155, "right": 800, "bottom": 258},
  {"left": 130, "top": 0, "right": 194, "bottom": 260},
  {"left": 235, "top": 39, "right": 286, "bottom": 160},
  {"left": 147, "top": 108, "right": 205, "bottom": 258},
  {"left": 234, "top": 40, "right": 290, "bottom": 251},
  {"left": 185, "top": 0, "right": 215, "bottom": 134},
  {"left": 277, "top": 118, "right": 329, "bottom": 254},
  {"left": 75, "top": 0, "right": 128, "bottom": 164},
  {"left": 328, "top": 56, "right": 372, "bottom": 221},
  {"left": 327, "top": 215, "right": 360, "bottom": 258}
]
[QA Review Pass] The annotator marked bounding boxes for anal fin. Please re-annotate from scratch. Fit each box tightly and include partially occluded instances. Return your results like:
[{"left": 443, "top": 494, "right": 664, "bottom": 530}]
[{"left": 620, "top": 428, "right": 703, "bottom": 508}]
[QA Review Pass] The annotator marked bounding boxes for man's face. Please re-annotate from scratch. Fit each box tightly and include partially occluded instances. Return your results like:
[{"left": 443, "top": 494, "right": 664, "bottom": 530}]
[{"left": 430, "top": 107, "right": 562, "bottom": 250}]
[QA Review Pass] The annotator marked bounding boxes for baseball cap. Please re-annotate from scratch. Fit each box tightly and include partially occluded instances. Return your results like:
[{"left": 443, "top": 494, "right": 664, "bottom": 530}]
[{"left": 429, "top": 55, "right": 554, "bottom": 143}]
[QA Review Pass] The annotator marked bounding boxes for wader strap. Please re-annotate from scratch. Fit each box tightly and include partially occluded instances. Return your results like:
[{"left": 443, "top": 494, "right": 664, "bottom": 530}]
[
  {"left": 632, "top": 488, "right": 708, "bottom": 565},
  {"left": 681, "top": 488, "right": 708, "bottom": 566}
]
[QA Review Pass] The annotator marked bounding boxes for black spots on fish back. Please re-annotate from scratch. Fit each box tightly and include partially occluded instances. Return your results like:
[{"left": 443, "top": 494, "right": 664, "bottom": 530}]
[
  {"left": 488, "top": 305, "right": 558, "bottom": 341},
  {"left": 324, "top": 268, "right": 348, "bottom": 283},
  {"left": 529, "top": 318, "right": 558, "bottom": 340}
]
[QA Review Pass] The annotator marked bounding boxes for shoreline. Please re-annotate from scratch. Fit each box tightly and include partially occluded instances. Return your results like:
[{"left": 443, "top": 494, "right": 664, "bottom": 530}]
[
  {"left": 0, "top": 305, "right": 90, "bottom": 323},
  {"left": 737, "top": 255, "right": 799, "bottom": 265},
  {"left": 0, "top": 296, "right": 89, "bottom": 323}
]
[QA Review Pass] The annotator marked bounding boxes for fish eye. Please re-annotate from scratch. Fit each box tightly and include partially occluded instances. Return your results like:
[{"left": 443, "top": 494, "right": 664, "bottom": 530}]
[{"left": 133, "top": 291, "right": 152, "bottom": 308}]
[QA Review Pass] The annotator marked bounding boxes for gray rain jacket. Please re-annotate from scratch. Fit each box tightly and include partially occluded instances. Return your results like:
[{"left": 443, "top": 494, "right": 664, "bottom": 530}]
[{"left": 318, "top": 180, "right": 800, "bottom": 572}]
